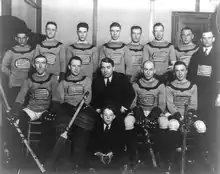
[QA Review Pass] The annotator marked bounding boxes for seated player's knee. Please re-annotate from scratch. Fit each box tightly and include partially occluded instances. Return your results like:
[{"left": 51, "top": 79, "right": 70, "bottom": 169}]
[
  {"left": 158, "top": 116, "right": 169, "bottom": 129},
  {"left": 194, "top": 120, "right": 206, "bottom": 133},
  {"left": 148, "top": 107, "right": 162, "bottom": 120},
  {"left": 124, "top": 113, "right": 136, "bottom": 130},
  {"left": 168, "top": 119, "right": 180, "bottom": 131}
]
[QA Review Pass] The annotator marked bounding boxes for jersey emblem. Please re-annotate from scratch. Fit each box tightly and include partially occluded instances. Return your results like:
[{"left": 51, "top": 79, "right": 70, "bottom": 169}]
[
  {"left": 174, "top": 95, "right": 190, "bottom": 107},
  {"left": 152, "top": 51, "right": 168, "bottom": 62},
  {"left": 33, "top": 88, "right": 50, "bottom": 100},
  {"left": 138, "top": 94, "right": 155, "bottom": 106},
  {"left": 197, "top": 65, "right": 212, "bottom": 77},
  {"left": 15, "top": 58, "right": 30, "bottom": 69},
  {"left": 44, "top": 52, "right": 56, "bottom": 65},
  {"left": 67, "top": 84, "right": 84, "bottom": 95}
]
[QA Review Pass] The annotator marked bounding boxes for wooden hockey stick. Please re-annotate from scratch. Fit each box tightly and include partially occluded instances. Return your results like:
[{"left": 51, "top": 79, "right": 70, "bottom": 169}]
[
  {"left": 0, "top": 84, "right": 46, "bottom": 173},
  {"left": 44, "top": 91, "right": 89, "bottom": 170}
]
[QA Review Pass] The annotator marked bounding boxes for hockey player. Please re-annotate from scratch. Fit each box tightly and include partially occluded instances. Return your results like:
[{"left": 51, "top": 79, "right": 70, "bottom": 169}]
[
  {"left": 52, "top": 56, "right": 97, "bottom": 171},
  {"left": 10, "top": 54, "right": 58, "bottom": 166},
  {"left": 99, "top": 22, "right": 129, "bottom": 74},
  {"left": 34, "top": 21, "right": 66, "bottom": 81},
  {"left": 143, "top": 22, "right": 176, "bottom": 83},
  {"left": 175, "top": 27, "right": 199, "bottom": 66},
  {"left": 1, "top": 29, "right": 35, "bottom": 105},
  {"left": 66, "top": 22, "right": 98, "bottom": 79},
  {"left": 158, "top": 61, "right": 206, "bottom": 172},
  {"left": 125, "top": 60, "right": 166, "bottom": 170},
  {"left": 126, "top": 26, "right": 145, "bottom": 82}
]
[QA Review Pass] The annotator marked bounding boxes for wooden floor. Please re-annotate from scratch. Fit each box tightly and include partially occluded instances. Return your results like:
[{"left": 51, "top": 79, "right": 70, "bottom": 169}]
[{"left": 1, "top": 160, "right": 214, "bottom": 174}]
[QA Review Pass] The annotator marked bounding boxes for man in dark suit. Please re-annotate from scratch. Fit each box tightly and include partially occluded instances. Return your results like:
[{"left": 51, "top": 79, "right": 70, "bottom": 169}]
[
  {"left": 91, "top": 57, "right": 136, "bottom": 171},
  {"left": 187, "top": 29, "right": 220, "bottom": 170},
  {"left": 90, "top": 105, "right": 125, "bottom": 170},
  {"left": 92, "top": 57, "right": 135, "bottom": 114}
]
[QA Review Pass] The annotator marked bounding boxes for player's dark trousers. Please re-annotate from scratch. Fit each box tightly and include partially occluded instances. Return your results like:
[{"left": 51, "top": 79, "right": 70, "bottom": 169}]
[{"left": 55, "top": 103, "right": 92, "bottom": 168}]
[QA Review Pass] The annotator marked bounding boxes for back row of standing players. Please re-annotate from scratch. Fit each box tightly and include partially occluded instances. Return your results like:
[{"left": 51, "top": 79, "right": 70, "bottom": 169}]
[{"left": 1, "top": 21, "right": 199, "bottom": 90}]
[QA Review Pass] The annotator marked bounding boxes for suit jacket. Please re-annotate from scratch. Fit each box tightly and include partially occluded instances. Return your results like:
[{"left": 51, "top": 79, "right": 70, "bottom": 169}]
[
  {"left": 91, "top": 72, "right": 135, "bottom": 110},
  {"left": 90, "top": 116, "right": 125, "bottom": 157},
  {"left": 187, "top": 47, "right": 219, "bottom": 96}
]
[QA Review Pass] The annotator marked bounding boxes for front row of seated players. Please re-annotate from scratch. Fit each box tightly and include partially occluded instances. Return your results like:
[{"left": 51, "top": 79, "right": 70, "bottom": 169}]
[
  {"left": 127, "top": 60, "right": 206, "bottom": 172},
  {"left": 9, "top": 55, "right": 207, "bottom": 172}
]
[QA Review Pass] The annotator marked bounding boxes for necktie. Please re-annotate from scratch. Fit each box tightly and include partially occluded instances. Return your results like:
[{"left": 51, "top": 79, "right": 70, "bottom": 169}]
[
  {"left": 204, "top": 48, "right": 208, "bottom": 56},
  {"left": 106, "top": 78, "right": 110, "bottom": 86},
  {"left": 105, "top": 124, "right": 110, "bottom": 132}
]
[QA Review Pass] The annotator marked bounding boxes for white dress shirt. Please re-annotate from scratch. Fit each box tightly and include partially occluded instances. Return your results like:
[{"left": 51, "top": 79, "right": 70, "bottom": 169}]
[{"left": 203, "top": 46, "right": 212, "bottom": 55}]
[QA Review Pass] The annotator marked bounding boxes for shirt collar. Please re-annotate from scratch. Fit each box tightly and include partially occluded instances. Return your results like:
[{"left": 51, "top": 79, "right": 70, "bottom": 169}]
[
  {"left": 104, "top": 75, "right": 113, "bottom": 83},
  {"left": 203, "top": 46, "right": 212, "bottom": 55},
  {"left": 76, "top": 40, "right": 88, "bottom": 44},
  {"left": 104, "top": 123, "right": 111, "bottom": 130}
]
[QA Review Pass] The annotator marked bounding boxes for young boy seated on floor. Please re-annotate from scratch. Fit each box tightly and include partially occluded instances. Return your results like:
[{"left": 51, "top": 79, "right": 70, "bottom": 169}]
[{"left": 89, "top": 105, "right": 126, "bottom": 170}]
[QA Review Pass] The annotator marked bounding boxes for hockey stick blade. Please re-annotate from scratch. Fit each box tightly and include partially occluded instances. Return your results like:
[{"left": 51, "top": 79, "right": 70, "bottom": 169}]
[{"left": 44, "top": 92, "right": 89, "bottom": 169}]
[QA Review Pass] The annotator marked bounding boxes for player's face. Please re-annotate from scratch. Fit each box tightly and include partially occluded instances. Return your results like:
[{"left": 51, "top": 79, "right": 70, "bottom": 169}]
[
  {"left": 181, "top": 29, "right": 194, "bottom": 45},
  {"left": 34, "top": 57, "right": 47, "bottom": 75},
  {"left": 153, "top": 26, "right": 164, "bottom": 41},
  {"left": 131, "top": 28, "right": 142, "bottom": 43},
  {"left": 45, "top": 24, "right": 57, "bottom": 39},
  {"left": 174, "top": 64, "right": 187, "bottom": 81},
  {"left": 143, "top": 62, "right": 155, "bottom": 80},
  {"left": 102, "top": 108, "right": 115, "bottom": 125},
  {"left": 69, "top": 59, "right": 82, "bottom": 76},
  {"left": 110, "top": 26, "right": 121, "bottom": 41},
  {"left": 101, "top": 62, "right": 114, "bottom": 78},
  {"left": 201, "top": 32, "right": 215, "bottom": 47},
  {"left": 77, "top": 27, "right": 88, "bottom": 42},
  {"left": 16, "top": 33, "right": 29, "bottom": 46}
]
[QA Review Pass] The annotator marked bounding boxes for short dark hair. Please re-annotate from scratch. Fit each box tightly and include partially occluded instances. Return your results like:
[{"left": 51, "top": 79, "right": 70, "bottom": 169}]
[
  {"left": 202, "top": 27, "right": 214, "bottom": 36},
  {"left": 101, "top": 58, "right": 114, "bottom": 67},
  {"left": 77, "top": 22, "right": 89, "bottom": 31},
  {"left": 131, "top": 25, "right": 142, "bottom": 33},
  {"left": 153, "top": 22, "right": 164, "bottom": 30},
  {"left": 34, "top": 54, "right": 47, "bottom": 63},
  {"left": 173, "top": 61, "right": 187, "bottom": 70},
  {"left": 102, "top": 105, "right": 117, "bottom": 115},
  {"left": 181, "top": 26, "right": 193, "bottom": 35},
  {"left": 45, "top": 21, "right": 57, "bottom": 29},
  {"left": 110, "top": 22, "right": 121, "bottom": 30},
  {"left": 68, "top": 56, "right": 82, "bottom": 66},
  {"left": 65, "top": 56, "right": 82, "bottom": 78}
]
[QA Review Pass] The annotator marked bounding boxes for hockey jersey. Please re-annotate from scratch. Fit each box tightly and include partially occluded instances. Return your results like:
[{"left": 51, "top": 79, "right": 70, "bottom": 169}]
[{"left": 1, "top": 45, "right": 35, "bottom": 88}]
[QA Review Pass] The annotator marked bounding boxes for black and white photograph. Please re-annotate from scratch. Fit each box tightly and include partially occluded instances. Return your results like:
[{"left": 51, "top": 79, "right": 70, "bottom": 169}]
[{"left": 0, "top": 0, "right": 220, "bottom": 174}]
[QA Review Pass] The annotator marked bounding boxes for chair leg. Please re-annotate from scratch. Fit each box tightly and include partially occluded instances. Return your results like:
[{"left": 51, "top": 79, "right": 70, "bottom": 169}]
[{"left": 26, "top": 122, "right": 31, "bottom": 156}]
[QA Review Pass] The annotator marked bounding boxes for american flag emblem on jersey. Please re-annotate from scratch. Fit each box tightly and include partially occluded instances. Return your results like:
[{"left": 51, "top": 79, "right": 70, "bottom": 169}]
[{"left": 197, "top": 65, "right": 212, "bottom": 77}]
